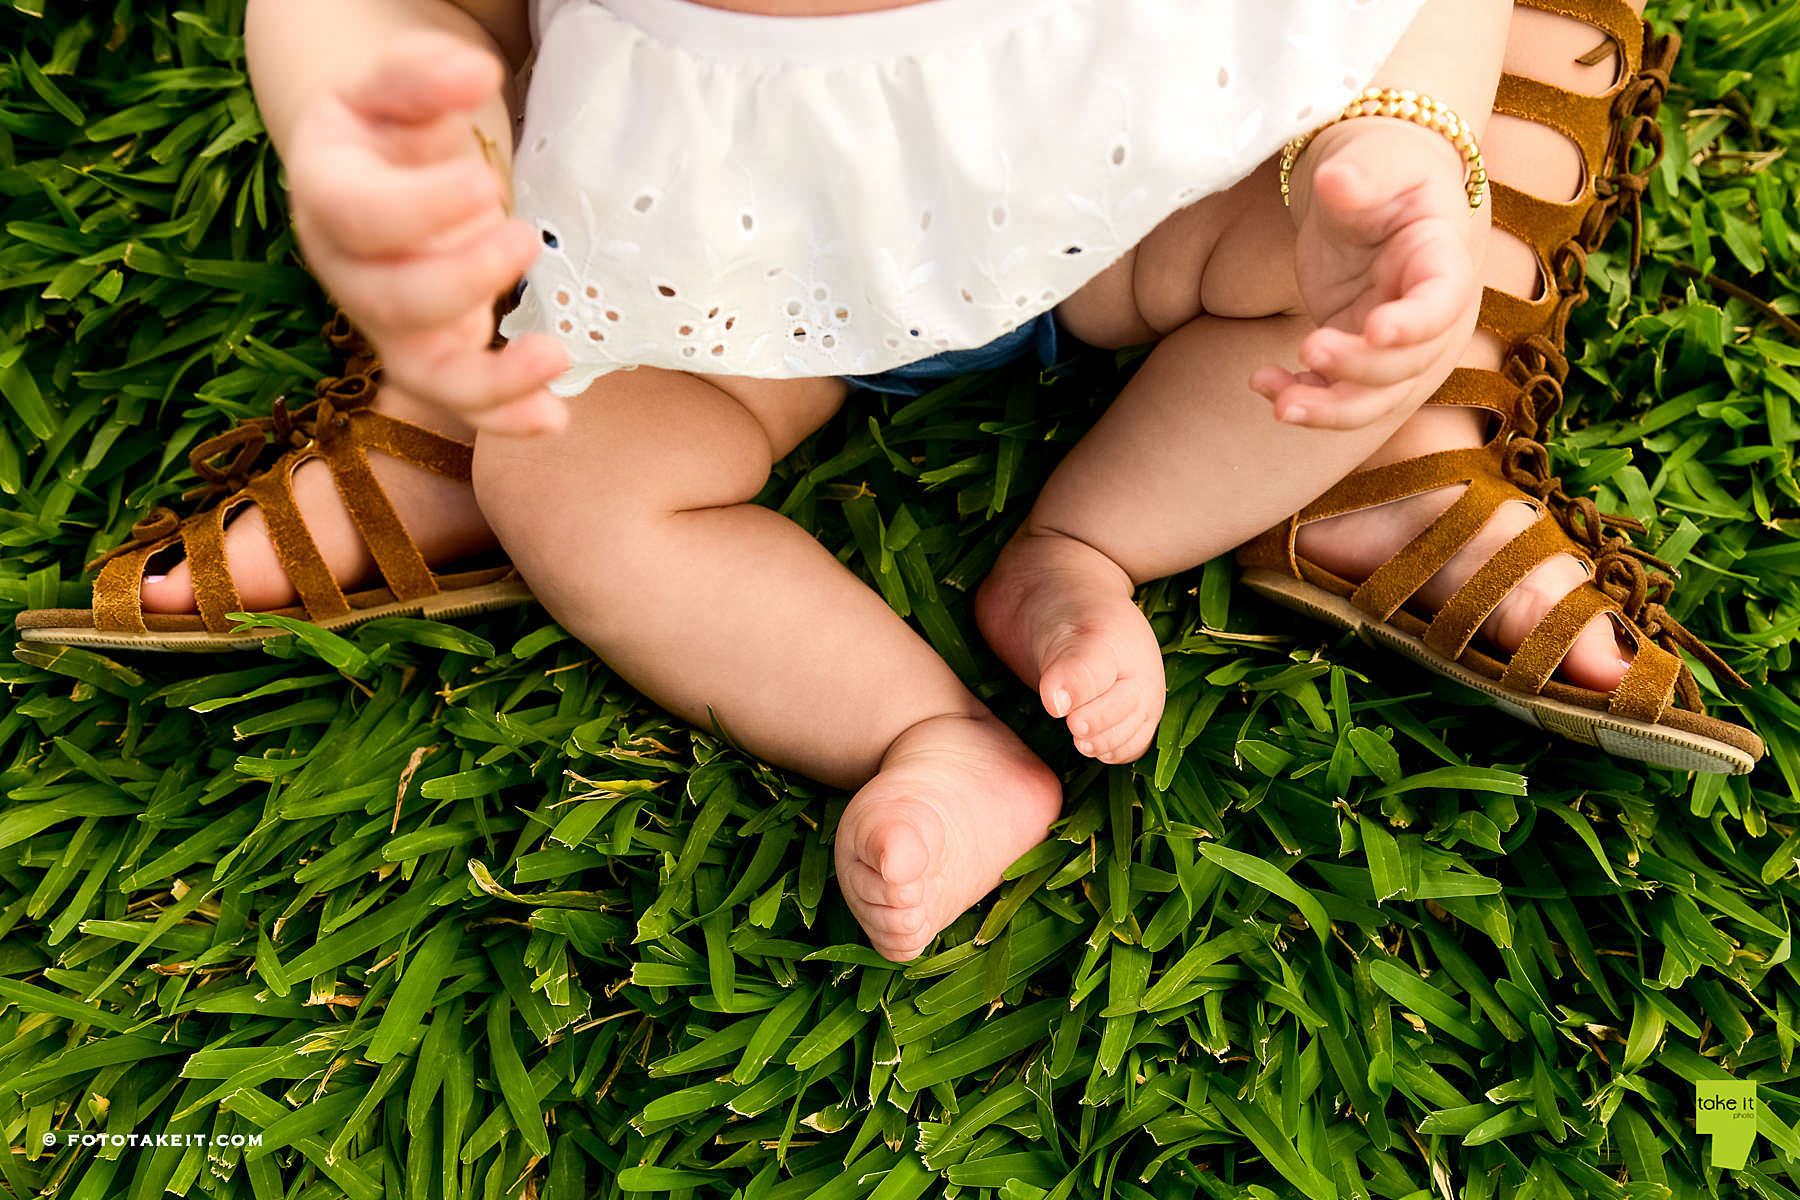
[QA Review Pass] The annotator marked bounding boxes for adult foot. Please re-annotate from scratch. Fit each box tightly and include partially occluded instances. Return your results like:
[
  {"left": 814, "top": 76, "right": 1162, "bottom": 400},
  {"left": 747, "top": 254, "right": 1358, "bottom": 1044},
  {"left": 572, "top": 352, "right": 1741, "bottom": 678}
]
[
  {"left": 139, "top": 382, "right": 498, "bottom": 613},
  {"left": 974, "top": 531, "right": 1166, "bottom": 764},
  {"left": 835, "top": 711, "right": 1061, "bottom": 962}
]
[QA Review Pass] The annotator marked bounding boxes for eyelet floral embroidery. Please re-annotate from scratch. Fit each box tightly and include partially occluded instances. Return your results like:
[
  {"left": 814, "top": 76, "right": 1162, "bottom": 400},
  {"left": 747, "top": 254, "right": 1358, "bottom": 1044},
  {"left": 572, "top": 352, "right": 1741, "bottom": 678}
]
[{"left": 503, "top": 0, "right": 1429, "bottom": 393}]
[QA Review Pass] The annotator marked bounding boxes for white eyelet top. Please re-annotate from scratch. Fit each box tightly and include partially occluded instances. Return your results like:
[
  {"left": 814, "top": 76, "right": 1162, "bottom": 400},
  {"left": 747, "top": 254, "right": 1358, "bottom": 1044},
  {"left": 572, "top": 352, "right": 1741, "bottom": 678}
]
[{"left": 504, "top": 0, "right": 1428, "bottom": 394}]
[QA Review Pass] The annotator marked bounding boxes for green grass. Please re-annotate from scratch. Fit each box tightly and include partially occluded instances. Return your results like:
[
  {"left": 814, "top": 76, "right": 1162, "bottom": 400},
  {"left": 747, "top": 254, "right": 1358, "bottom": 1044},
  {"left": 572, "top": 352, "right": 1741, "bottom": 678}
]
[{"left": 2, "top": 1, "right": 1798, "bottom": 1197}]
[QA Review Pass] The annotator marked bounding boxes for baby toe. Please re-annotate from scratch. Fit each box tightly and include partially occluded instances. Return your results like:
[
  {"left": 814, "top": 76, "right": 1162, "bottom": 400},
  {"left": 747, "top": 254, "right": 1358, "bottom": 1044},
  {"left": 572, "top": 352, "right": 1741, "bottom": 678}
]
[
  {"left": 1067, "top": 680, "right": 1145, "bottom": 744},
  {"left": 840, "top": 858, "right": 925, "bottom": 911},
  {"left": 859, "top": 815, "right": 932, "bottom": 886},
  {"left": 1088, "top": 710, "right": 1156, "bottom": 765},
  {"left": 139, "top": 559, "right": 198, "bottom": 614},
  {"left": 859, "top": 905, "right": 932, "bottom": 962},
  {"left": 1556, "top": 613, "right": 1632, "bottom": 695},
  {"left": 1038, "top": 634, "right": 1121, "bottom": 720},
  {"left": 872, "top": 936, "right": 932, "bottom": 963}
]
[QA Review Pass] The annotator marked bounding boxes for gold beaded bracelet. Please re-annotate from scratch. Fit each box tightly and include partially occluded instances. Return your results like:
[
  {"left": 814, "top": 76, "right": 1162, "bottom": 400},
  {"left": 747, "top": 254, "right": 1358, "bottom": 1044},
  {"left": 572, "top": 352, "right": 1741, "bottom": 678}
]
[{"left": 1279, "top": 87, "right": 1488, "bottom": 211}]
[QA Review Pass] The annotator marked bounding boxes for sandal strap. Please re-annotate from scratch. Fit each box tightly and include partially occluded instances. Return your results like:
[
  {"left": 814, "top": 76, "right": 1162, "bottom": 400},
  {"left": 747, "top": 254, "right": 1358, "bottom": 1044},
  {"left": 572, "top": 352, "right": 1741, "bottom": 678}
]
[
  {"left": 242, "top": 467, "right": 352, "bottom": 622},
  {"left": 1239, "top": 11, "right": 1744, "bottom": 726},
  {"left": 1238, "top": 446, "right": 1499, "bottom": 578},
  {"left": 1350, "top": 474, "right": 1509, "bottom": 622},
  {"left": 1423, "top": 512, "right": 1570, "bottom": 661},
  {"left": 1609, "top": 638, "right": 1683, "bottom": 724},
  {"left": 81, "top": 313, "right": 492, "bottom": 634},
  {"left": 88, "top": 405, "right": 472, "bottom": 633},
  {"left": 1498, "top": 583, "right": 1617, "bottom": 693},
  {"left": 185, "top": 502, "right": 247, "bottom": 634},
  {"left": 319, "top": 418, "right": 441, "bottom": 604},
  {"left": 355, "top": 412, "right": 476, "bottom": 483},
  {"left": 1297, "top": 446, "right": 1495, "bottom": 523},
  {"left": 1425, "top": 367, "right": 1519, "bottom": 425},
  {"left": 1493, "top": 74, "right": 1620, "bottom": 203},
  {"left": 1425, "top": 0, "right": 1662, "bottom": 441},
  {"left": 1513, "top": 0, "right": 1645, "bottom": 75},
  {"left": 92, "top": 543, "right": 159, "bottom": 635}
]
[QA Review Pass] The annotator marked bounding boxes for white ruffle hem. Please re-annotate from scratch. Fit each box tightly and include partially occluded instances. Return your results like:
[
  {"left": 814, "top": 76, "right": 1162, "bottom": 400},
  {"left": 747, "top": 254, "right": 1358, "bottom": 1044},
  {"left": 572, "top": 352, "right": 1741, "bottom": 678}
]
[{"left": 505, "top": 0, "right": 1428, "bottom": 394}]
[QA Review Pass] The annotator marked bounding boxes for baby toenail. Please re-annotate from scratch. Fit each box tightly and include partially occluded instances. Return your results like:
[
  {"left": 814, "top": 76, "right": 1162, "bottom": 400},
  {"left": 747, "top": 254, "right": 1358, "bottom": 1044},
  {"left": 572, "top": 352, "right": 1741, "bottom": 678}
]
[
  {"left": 1076, "top": 740, "right": 1094, "bottom": 755},
  {"left": 1049, "top": 688, "right": 1072, "bottom": 717},
  {"left": 1072, "top": 719, "right": 1089, "bottom": 735},
  {"left": 145, "top": 574, "right": 167, "bottom": 583}
]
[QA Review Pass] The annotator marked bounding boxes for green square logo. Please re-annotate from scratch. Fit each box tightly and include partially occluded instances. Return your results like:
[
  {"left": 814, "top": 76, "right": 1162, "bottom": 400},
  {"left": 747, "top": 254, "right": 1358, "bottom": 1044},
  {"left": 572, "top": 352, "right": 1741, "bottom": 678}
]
[{"left": 1696, "top": 1080, "right": 1759, "bottom": 1169}]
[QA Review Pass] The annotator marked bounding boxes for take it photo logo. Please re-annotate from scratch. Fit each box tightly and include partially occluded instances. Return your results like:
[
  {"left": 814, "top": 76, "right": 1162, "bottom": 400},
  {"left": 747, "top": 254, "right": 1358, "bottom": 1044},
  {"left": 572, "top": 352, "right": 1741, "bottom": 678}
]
[{"left": 1696, "top": 1080, "right": 1759, "bottom": 1170}]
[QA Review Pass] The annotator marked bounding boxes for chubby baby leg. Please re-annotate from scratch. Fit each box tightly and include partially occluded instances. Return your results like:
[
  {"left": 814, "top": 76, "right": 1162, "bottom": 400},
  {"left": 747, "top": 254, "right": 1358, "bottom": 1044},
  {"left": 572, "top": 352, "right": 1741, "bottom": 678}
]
[
  {"left": 471, "top": 368, "right": 1058, "bottom": 960},
  {"left": 981, "top": 161, "right": 1449, "bottom": 762}
]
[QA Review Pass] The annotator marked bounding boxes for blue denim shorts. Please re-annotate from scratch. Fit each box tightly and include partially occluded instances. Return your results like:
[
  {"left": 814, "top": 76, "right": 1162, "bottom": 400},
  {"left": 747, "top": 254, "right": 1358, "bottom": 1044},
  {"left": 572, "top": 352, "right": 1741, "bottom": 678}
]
[{"left": 843, "top": 311, "right": 1061, "bottom": 396}]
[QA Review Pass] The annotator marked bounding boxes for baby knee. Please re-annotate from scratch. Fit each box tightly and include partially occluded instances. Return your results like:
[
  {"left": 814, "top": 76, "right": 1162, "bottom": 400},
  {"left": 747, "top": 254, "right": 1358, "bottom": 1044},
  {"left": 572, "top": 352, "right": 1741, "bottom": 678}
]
[{"left": 468, "top": 411, "right": 771, "bottom": 544}]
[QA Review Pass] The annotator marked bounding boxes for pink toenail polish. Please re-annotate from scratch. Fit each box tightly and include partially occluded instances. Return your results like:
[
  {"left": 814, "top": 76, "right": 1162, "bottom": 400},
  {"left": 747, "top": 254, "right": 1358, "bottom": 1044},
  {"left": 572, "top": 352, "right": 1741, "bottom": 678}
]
[{"left": 145, "top": 574, "right": 167, "bottom": 583}]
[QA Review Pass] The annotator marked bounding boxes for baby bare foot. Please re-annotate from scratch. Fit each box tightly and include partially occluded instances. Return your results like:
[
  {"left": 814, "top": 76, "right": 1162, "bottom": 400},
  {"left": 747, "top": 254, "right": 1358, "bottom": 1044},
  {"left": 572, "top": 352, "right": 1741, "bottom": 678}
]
[
  {"left": 1296, "top": 484, "right": 1632, "bottom": 693},
  {"left": 975, "top": 531, "right": 1166, "bottom": 764},
  {"left": 835, "top": 711, "right": 1061, "bottom": 961},
  {"left": 140, "top": 384, "right": 497, "bottom": 614}
]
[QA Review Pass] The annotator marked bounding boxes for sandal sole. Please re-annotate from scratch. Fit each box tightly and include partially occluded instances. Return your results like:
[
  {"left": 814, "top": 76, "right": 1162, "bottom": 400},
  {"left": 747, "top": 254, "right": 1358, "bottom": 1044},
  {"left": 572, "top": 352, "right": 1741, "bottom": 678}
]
[
  {"left": 1241, "top": 569, "right": 1758, "bottom": 776},
  {"left": 14, "top": 580, "right": 536, "bottom": 653}
]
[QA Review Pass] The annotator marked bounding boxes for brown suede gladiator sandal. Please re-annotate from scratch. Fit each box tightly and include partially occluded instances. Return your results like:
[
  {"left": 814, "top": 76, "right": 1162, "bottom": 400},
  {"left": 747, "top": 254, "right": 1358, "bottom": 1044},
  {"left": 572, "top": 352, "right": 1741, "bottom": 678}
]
[
  {"left": 15, "top": 315, "right": 533, "bottom": 651},
  {"left": 1236, "top": 1, "right": 1764, "bottom": 774}
]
